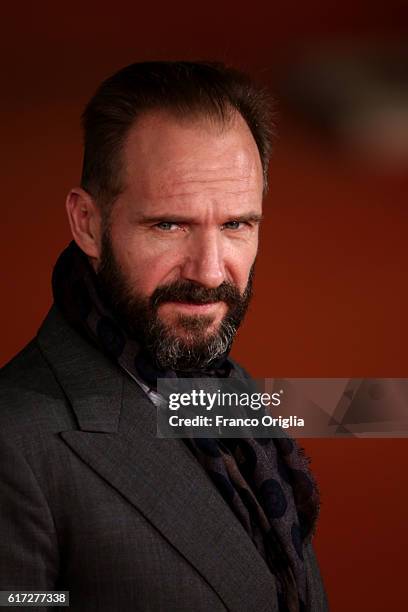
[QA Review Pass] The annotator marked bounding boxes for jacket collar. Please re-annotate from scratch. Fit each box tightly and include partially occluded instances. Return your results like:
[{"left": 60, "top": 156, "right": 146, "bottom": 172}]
[{"left": 37, "top": 305, "right": 122, "bottom": 432}]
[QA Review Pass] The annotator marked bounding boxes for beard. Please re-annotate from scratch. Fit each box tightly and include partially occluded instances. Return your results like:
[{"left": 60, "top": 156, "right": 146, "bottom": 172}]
[{"left": 96, "top": 229, "right": 255, "bottom": 371}]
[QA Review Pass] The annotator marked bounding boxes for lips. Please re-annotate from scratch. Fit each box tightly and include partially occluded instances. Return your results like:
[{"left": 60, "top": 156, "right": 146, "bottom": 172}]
[{"left": 162, "top": 301, "right": 223, "bottom": 314}]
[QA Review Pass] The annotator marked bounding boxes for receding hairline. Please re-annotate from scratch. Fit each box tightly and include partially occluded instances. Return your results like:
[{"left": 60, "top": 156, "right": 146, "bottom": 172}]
[
  {"left": 80, "top": 61, "right": 275, "bottom": 217},
  {"left": 111, "top": 106, "right": 263, "bottom": 204}
]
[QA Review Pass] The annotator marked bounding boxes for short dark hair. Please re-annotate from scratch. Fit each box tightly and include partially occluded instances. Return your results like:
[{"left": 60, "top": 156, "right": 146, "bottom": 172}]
[{"left": 80, "top": 61, "right": 275, "bottom": 215}]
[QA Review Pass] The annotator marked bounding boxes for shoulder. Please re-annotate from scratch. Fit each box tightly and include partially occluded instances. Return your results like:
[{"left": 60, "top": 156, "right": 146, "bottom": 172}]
[
  {"left": 1, "top": 337, "right": 58, "bottom": 391},
  {"left": 0, "top": 336, "right": 74, "bottom": 438}
]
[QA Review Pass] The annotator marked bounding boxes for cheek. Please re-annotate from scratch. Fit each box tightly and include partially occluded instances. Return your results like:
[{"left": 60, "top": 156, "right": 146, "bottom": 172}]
[
  {"left": 226, "top": 241, "right": 258, "bottom": 290},
  {"left": 117, "top": 238, "right": 181, "bottom": 295}
]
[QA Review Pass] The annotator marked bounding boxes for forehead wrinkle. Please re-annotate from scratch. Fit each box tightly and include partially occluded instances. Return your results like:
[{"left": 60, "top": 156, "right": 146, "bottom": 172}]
[
  {"left": 165, "top": 155, "right": 258, "bottom": 181},
  {"left": 149, "top": 187, "right": 261, "bottom": 202},
  {"left": 144, "top": 187, "right": 258, "bottom": 203},
  {"left": 141, "top": 166, "right": 259, "bottom": 201}
]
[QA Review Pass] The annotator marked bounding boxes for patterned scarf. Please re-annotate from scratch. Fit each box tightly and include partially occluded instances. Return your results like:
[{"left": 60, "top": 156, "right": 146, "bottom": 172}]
[{"left": 52, "top": 241, "right": 320, "bottom": 612}]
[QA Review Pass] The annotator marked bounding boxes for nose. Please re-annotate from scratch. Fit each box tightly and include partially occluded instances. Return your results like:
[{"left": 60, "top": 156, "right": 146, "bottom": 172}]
[{"left": 180, "top": 230, "right": 225, "bottom": 288}]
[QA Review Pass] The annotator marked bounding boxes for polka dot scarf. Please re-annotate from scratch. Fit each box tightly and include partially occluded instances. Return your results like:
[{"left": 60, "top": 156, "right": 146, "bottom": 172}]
[{"left": 52, "top": 242, "right": 320, "bottom": 612}]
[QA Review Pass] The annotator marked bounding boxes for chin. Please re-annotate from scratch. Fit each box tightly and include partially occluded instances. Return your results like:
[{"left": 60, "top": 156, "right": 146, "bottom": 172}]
[{"left": 165, "top": 315, "right": 220, "bottom": 338}]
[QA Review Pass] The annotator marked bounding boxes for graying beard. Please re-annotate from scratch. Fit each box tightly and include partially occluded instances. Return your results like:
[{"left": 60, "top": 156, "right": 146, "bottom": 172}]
[{"left": 154, "top": 319, "right": 237, "bottom": 370}]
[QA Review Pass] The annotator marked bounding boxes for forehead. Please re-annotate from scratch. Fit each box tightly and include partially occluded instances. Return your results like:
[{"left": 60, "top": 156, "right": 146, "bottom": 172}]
[{"left": 120, "top": 111, "right": 263, "bottom": 201}]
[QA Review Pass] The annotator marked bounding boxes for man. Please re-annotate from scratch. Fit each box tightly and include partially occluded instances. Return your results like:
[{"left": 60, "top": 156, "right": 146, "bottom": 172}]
[{"left": 0, "top": 62, "right": 328, "bottom": 611}]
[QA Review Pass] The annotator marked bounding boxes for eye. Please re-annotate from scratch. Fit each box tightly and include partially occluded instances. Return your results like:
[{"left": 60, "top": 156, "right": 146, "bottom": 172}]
[
  {"left": 222, "top": 220, "right": 244, "bottom": 230},
  {"left": 155, "top": 221, "right": 180, "bottom": 231}
]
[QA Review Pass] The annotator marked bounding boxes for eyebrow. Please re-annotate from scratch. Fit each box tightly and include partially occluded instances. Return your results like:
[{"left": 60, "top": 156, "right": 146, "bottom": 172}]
[{"left": 138, "top": 213, "right": 264, "bottom": 224}]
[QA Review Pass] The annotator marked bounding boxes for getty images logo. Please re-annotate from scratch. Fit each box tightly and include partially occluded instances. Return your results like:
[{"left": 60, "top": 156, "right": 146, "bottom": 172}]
[{"left": 168, "top": 389, "right": 283, "bottom": 411}]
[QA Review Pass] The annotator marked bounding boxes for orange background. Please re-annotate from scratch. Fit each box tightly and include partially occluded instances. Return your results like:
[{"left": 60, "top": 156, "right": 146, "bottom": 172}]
[{"left": 1, "top": 2, "right": 407, "bottom": 610}]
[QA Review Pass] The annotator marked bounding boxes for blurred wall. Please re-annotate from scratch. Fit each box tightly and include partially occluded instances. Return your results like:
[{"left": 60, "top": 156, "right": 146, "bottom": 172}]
[{"left": 1, "top": 2, "right": 408, "bottom": 610}]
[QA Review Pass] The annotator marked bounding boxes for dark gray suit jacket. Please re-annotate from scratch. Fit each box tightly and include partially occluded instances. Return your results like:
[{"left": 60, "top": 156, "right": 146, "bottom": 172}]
[{"left": 0, "top": 306, "right": 328, "bottom": 611}]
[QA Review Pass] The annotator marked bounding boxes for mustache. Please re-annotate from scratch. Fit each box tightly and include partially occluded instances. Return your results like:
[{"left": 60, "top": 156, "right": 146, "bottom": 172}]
[{"left": 150, "top": 280, "right": 243, "bottom": 308}]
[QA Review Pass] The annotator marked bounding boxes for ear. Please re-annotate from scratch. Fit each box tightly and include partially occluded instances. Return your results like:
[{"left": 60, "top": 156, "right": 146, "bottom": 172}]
[{"left": 65, "top": 188, "right": 102, "bottom": 264}]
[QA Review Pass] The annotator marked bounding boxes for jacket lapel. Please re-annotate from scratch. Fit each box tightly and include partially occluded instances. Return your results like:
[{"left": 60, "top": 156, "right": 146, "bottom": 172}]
[{"left": 37, "top": 307, "right": 278, "bottom": 612}]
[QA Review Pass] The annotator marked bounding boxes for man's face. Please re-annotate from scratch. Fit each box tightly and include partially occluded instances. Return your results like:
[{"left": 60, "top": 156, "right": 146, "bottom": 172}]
[{"left": 96, "top": 111, "right": 264, "bottom": 370}]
